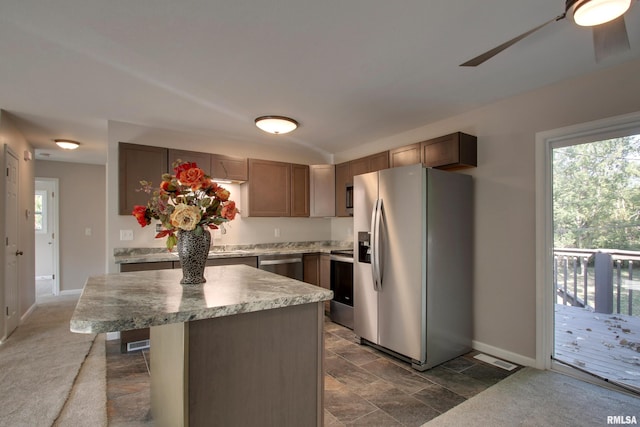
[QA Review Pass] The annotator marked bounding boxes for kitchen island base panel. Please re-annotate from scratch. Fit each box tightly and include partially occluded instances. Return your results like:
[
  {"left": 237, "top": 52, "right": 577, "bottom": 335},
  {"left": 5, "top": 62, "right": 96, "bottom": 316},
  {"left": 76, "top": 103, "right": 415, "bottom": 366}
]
[{"left": 151, "top": 302, "right": 324, "bottom": 427}]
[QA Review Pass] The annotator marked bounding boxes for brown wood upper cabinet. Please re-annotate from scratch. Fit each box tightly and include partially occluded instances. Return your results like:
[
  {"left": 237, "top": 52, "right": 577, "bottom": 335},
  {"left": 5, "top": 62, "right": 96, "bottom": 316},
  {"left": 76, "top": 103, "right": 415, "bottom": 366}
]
[
  {"left": 119, "top": 143, "right": 168, "bottom": 215},
  {"left": 334, "top": 151, "right": 389, "bottom": 217},
  {"left": 389, "top": 143, "right": 421, "bottom": 168},
  {"left": 168, "top": 149, "right": 212, "bottom": 175},
  {"left": 421, "top": 132, "right": 477, "bottom": 170},
  {"left": 241, "top": 159, "right": 309, "bottom": 217},
  {"left": 210, "top": 154, "right": 248, "bottom": 182},
  {"left": 168, "top": 150, "right": 248, "bottom": 182},
  {"left": 291, "top": 163, "right": 310, "bottom": 217},
  {"left": 334, "top": 161, "right": 352, "bottom": 217},
  {"left": 389, "top": 132, "right": 477, "bottom": 170}
]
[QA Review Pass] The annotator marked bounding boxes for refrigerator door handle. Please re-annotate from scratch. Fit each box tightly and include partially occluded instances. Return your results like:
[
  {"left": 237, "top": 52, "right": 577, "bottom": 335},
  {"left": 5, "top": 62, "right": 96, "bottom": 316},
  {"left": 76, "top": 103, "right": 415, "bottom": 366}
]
[
  {"left": 374, "top": 198, "right": 384, "bottom": 289},
  {"left": 370, "top": 199, "right": 380, "bottom": 291}
]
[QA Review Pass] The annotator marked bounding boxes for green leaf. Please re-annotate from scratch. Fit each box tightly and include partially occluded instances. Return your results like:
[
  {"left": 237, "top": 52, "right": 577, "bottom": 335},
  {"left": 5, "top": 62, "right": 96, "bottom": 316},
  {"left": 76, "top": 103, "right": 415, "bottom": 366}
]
[{"left": 166, "top": 235, "right": 178, "bottom": 251}]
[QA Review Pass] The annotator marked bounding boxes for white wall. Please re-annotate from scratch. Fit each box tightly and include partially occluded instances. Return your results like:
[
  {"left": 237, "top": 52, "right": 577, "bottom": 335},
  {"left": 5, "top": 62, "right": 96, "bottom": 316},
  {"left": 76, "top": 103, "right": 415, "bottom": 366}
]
[
  {"left": 35, "top": 161, "right": 106, "bottom": 292},
  {"left": 106, "top": 120, "right": 338, "bottom": 273},
  {"left": 333, "top": 58, "right": 640, "bottom": 364}
]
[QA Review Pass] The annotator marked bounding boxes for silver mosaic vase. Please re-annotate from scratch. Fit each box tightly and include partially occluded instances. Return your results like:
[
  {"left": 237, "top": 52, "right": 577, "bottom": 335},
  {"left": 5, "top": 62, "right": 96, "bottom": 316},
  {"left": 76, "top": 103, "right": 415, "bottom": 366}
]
[{"left": 176, "top": 228, "right": 211, "bottom": 285}]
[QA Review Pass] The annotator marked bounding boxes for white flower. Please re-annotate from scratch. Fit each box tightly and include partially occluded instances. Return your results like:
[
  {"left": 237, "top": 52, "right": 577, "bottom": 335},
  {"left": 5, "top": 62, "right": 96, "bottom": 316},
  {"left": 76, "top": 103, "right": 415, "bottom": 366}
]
[{"left": 170, "top": 204, "right": 202, "bottom": 231}]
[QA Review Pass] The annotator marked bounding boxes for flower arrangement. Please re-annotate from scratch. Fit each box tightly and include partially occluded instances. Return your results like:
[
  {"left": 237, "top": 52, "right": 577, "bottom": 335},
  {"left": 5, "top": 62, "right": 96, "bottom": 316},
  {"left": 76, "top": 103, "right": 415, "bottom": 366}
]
[{"left": 132, "top": 160, "right": 239, "bottom": 251}]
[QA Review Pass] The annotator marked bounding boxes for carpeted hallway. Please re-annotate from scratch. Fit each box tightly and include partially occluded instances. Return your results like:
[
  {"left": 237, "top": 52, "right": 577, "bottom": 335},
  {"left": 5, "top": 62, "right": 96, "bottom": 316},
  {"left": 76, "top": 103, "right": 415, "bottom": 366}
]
[{"left": 0, "top": 294, "right": 106, "bottom": 427}]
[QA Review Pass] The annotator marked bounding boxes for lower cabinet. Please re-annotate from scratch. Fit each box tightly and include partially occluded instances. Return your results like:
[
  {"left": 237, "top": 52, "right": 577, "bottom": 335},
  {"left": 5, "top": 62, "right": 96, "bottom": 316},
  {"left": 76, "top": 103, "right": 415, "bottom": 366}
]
[
  {"left": 118, "top": 256, "right": 258, "bottom": 352},
  {"left": 303, "top": 253, "right": 331, "bottom": 313}
]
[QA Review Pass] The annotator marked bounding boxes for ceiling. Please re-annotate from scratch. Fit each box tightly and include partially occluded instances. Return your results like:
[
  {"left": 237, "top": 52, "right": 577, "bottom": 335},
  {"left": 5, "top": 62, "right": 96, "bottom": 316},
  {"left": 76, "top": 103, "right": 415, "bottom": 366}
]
[{"left": 0, "top": 0, "right": 639, "bottom": 164}]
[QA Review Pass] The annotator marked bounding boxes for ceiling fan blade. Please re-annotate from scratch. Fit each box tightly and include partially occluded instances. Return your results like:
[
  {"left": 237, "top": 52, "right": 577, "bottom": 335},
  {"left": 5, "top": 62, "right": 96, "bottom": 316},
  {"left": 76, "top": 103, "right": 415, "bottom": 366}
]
[
  {"left": 593, "top": 15, "right": 630, "bottom": 63},
  {"left": 460, "top": 15, "right": 565, "bottom": 67}
]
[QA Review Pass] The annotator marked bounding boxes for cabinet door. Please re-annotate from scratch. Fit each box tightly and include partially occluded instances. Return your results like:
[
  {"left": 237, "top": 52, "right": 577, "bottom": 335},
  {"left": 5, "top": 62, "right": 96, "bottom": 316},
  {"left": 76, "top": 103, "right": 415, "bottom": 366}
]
[
  {"left": 120, "top": 261, "right": 174, "bottom": 272},
  {"left": 210, "top": 154, "right": 248, "bottom": 182},
  {"left": 245, "top": 159, "right": 291, "bottom": 216},
  {"left": 119, "top": 143, "right": 168, "bottom": 215},
  {"left": 310, "top": 164, "right": 335, "bottom": 217},
  {"left": 168, "top": 149, "right": 212, "bottom": 175},
  {"left": 390, "top": 144, "right": 420, "bottom": 168},
  {"left": 320, "top": 254, "right": 331, "bottom": 313},
  {"left": 303, "top": 253, "right": 320, "bottom": 286},
  {"left": 204, "top": 256, "right": 258, "bottom": 268},
  {"left": 350, "top": 157, "right": 370, "bottom": 178},
  {"left": 291, "top": 164, "right": 310, "bottom": 217},
  {"left": 421, "top": 132, "right": 477, "bottom": 169},
  {"left": 334, "top": 162, "right": 352, "bottom": 217},
  {"left": 319, "top": 254, "right": 331, "bottom": 290},
  {"left": 368, "top": 151, "right": 390, "bottom": 172}
]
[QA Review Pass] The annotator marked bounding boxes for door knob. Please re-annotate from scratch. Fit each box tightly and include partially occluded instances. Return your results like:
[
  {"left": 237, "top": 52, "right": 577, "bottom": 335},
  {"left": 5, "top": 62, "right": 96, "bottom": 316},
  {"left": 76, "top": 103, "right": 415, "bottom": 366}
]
[{"left": 15, "top": 250, "right": 23, "bottom": 256}]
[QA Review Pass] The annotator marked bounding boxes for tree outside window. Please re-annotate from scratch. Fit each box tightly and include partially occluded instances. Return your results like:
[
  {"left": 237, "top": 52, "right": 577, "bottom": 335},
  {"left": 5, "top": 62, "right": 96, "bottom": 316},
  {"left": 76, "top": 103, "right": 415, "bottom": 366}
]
[{"left": 35, "top": 190, "right": 47, "bottom": 233}]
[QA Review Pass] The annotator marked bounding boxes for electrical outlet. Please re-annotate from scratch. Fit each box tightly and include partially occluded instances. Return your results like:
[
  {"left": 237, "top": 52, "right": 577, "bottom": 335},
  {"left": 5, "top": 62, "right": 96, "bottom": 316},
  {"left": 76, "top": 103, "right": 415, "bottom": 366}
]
[
  {"left": 274, "top": 228, "right": 280, "bottom": 238},
  {"left": 85, "top": 227, "right": 92, "bottom": 236},
  {"left": 120, "top": 229, "right": 134, "bottom": 241}
]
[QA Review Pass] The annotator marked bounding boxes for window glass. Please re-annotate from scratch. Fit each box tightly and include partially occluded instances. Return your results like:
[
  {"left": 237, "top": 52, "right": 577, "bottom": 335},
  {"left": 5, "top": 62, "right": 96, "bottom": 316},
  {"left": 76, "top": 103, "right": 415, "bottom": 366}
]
[{"left": 35, "top": 190, "right": 46, "bottom": 233}]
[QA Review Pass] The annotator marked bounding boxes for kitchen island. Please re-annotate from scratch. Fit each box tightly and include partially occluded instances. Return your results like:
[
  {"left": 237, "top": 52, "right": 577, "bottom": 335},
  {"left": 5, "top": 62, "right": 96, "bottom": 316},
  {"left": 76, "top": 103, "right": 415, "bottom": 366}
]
[{"left": 71, "top": 264, "right": 333, "bottom": 427}]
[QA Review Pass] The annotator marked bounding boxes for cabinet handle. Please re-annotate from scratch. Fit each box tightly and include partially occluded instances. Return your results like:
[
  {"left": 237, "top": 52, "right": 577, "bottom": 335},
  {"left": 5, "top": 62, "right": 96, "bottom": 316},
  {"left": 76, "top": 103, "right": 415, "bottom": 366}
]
[{"left": 16, "top": 250, "right": 24, "bottom": 256}]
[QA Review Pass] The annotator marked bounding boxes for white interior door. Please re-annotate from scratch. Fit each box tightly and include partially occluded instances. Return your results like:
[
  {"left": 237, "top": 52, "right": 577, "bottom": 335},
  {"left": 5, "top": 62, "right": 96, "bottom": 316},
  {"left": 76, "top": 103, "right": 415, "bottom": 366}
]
[
  {"left": 35, "top": 178, "right": 59, "bottom": 296},
  {"left": 34, "top": 179, "right": 56, "bottom": 279},
  {"left": 4, "top": 146, "right": 20, "bottom": 338}
]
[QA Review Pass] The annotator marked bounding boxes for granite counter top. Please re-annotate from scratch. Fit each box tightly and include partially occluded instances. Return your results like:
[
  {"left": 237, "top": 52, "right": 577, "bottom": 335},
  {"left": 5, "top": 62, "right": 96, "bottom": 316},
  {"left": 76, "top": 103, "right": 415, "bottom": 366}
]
[
  {"left": 71, "top": 264, "right": 333, "bottom": 334},
  {"left": 114, "top": 240, "right": 352, "bottom": 265}
]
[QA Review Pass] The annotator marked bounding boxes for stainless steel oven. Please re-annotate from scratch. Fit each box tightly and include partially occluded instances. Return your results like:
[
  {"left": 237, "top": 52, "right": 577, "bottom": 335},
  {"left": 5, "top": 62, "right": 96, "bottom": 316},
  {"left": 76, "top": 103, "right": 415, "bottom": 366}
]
[{"left": 329, "top": 249, "right": 354, "bottom": 329}]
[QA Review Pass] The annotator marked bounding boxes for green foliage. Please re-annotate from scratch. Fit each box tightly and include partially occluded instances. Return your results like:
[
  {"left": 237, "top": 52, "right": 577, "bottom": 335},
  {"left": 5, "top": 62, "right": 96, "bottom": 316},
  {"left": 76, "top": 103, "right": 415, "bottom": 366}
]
[{"left": 553, "top": 136, "right": 640, "bottom": 250}]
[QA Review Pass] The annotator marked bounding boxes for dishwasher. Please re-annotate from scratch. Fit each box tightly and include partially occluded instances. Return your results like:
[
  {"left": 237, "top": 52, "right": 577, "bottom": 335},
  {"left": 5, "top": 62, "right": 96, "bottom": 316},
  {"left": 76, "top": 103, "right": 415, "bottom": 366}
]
[{"left": 258, "top": 253, "right": 303, "bottom": 280}]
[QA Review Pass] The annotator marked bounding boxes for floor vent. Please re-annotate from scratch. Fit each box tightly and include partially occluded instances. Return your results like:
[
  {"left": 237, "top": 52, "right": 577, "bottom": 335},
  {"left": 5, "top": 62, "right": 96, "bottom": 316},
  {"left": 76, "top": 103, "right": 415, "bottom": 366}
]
[
  {"left": 127, "top": 339, "right": 150, "bottom": 352},
  {"left": 474, "top": 353, "right": 517, "bottom": 371}
]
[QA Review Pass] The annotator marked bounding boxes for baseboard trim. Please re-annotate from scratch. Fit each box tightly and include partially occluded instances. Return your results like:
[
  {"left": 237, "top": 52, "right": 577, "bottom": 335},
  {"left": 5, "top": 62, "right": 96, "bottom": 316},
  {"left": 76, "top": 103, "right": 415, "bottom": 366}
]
[
  {"left": 472, "top": 340, "right": 537, "bottom": 368},
  {"left": 59, "top": 289, "right": 82, "bottom": 296},
  {"left": 21, "top": 303, "right": 37, "bottom": 324}
]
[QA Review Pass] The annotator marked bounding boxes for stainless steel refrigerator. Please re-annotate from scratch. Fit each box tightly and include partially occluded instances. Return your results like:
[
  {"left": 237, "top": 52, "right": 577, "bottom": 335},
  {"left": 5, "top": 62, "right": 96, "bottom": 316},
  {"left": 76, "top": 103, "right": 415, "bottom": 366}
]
[{"left": 353, "top": 164, "right": 472, "bottom": 371}]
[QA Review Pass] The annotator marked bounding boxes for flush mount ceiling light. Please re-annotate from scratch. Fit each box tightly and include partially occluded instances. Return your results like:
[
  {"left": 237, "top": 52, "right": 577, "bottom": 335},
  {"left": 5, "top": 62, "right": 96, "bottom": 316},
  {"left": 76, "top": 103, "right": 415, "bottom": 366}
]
[
  {"left": 567, "top": 0, "right": 631, "bottom": 26},
  {"left": 254, "top": 116, "right": 298, "bottom": 135},
  {"left": 54, "top": 139, "right": 80, "bottom": 150}
]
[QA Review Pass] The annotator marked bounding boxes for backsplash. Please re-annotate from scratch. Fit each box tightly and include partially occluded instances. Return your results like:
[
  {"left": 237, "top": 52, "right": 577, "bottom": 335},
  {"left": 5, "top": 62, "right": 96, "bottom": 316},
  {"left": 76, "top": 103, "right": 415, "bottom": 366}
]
[{"left": 114, "top": 240, "right": 353, "bottom": 257}]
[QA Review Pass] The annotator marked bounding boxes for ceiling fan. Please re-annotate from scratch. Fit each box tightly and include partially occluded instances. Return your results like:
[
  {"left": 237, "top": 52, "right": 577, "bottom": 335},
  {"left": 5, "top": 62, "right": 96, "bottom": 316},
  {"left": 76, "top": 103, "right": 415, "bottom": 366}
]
[{"left": 460, "top": 0, "right": 635, "bottom": 66}]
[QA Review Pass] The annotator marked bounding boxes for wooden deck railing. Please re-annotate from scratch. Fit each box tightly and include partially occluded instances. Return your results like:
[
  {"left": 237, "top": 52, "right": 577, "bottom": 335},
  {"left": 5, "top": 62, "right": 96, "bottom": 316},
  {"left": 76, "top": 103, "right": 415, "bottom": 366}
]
[{"left": 554, "top": 248, "right": 640, "bottom": 316}]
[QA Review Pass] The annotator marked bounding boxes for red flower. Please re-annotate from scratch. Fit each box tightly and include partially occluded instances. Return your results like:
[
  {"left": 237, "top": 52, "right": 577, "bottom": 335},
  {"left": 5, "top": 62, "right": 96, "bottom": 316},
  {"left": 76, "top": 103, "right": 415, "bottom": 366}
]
[
  {"left": 215, "top": 187, "right": 230, "bottom": 201},
  {"left": 178, "top": 167, "right": 206, "bottom": 190},
  {"left": 221, "top": 201, "right": 238, "bottom": 220},
  {"left": 173, "top": 162, "right": 197, "bottom": 176},
  {"left": 132, "top": 205, "right": 150, "bottom": 227}
]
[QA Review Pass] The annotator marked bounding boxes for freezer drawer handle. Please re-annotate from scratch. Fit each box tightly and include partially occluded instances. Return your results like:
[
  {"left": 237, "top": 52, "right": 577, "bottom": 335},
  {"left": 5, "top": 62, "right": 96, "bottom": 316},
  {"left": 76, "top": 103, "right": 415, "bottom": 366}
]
[{"left": 259, "top": 258, "right": 302, "bottom": 266}]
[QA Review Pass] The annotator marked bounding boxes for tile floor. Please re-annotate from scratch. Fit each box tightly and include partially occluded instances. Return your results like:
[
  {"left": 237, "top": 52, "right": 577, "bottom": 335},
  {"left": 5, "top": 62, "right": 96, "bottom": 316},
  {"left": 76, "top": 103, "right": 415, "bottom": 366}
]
[{"left": 106, "top": 317, "right": 520, "bottom": 426}]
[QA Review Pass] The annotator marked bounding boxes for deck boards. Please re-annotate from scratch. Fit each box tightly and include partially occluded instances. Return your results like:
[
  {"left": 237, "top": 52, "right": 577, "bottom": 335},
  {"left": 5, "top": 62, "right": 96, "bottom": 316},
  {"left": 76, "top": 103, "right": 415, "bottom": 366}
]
[{"left": 555, "top": 304, "right": 640, "bottom": 391}]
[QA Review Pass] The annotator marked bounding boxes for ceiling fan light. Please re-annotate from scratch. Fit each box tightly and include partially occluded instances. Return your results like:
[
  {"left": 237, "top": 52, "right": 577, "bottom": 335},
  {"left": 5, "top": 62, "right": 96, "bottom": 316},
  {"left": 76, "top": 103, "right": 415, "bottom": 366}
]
[
  {"left": 54, "top": 139, "right": 80, "bottom": 150},
  {"left": 571, "top": 0, "right": 631, "bottom": 26},
  {"left": 255, "top": 116, "right": 298, "bottom": 135}
]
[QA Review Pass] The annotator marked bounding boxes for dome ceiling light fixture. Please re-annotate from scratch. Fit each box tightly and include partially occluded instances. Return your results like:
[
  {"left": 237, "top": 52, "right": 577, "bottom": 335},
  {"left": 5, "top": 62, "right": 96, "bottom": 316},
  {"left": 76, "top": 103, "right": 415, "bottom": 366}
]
[
  {"left": 567, "top": 0, "right": 631, "bottom": 27},
  {"left": 54, "top": 139, "right": 80, "bottom": 150},
  {"left": 254, "top": 116, "right": 299, "bottom": 135}
]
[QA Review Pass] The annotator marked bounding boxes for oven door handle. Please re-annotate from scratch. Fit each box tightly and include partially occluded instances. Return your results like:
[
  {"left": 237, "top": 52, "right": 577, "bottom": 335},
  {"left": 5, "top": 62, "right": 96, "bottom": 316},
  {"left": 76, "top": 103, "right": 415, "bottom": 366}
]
[{"left": 330, "top": 255, "right": 354, "bottom": 263}]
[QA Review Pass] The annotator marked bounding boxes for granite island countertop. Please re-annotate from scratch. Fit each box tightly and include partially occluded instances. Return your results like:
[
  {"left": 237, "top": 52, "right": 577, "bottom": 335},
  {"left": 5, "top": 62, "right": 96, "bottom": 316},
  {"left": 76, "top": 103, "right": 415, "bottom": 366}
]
[
  {"left": 114, "top": 240, "right": 352, "bottom": 264},
  {"left": 70, "top": 264, "right": 333, "bottom": 334}
]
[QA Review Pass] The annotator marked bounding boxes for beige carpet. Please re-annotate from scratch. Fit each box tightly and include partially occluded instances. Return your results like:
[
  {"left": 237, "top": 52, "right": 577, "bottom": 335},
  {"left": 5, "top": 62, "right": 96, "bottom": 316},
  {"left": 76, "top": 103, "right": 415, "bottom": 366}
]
[
  {"left": 0, "top": 295, "right": 104, "bottom": 427},
  {"left": 425, "top": 367, "right": 640, "bottom": 426}
]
